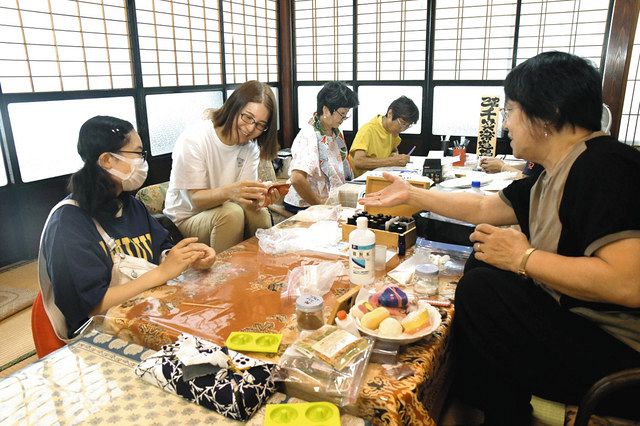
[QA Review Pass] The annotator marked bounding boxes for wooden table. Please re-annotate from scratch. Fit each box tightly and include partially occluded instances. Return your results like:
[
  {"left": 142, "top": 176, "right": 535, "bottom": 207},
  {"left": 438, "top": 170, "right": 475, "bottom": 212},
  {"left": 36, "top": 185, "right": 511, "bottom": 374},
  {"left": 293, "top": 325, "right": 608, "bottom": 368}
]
[{"left": 100, "top": 218, "right": 459, "bottom": 426}]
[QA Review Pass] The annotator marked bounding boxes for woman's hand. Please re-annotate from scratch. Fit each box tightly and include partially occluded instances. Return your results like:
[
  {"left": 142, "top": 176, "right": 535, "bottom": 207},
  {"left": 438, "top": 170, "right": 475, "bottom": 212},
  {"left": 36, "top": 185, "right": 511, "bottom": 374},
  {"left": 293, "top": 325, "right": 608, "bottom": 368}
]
[
  {"left": 359, "top": 172, "right": 412, "bottom": 208},
  {"left": 470, "top": 224, "right": 531, "bottom": 272},
  {"left": 391, "top": 153, "right": 410, "bottom": 166},
  {"left": 157, "top": 237, "right": 204, "bottom": 280},
  {"left": 225, "top": 180, "right": 268, "bottom": 209},
  {"left": 187, "top": 242, "right": 216, "bottom": 269},
  {"left": 260, "top": 184, "right": 284, "bottom": 207},
  {"left": 480, "top": 157, "right": 506, "bottom": 173}
]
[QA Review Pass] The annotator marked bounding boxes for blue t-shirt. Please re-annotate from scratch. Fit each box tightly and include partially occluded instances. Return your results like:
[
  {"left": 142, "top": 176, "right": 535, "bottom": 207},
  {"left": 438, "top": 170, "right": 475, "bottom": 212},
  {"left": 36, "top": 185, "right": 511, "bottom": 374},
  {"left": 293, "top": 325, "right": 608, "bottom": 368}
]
[{"left": 42, "top": 195, "right": 173, "bottom": 336}]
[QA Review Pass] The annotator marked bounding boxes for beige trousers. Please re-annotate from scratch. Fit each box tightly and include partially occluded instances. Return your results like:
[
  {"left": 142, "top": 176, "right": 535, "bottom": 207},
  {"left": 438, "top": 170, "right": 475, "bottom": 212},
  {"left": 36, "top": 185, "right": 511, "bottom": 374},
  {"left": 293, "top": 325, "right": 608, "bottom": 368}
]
[{"left": 176, "top": 201, "right": 272, "bottom": 253}]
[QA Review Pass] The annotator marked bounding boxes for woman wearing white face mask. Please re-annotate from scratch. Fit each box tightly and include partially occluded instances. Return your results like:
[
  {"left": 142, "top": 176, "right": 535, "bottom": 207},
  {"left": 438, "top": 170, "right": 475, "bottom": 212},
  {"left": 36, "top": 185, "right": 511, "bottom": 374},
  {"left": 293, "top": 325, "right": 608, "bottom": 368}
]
[{"left": 39, "top": 115, "right": 216, "bottom": 339}]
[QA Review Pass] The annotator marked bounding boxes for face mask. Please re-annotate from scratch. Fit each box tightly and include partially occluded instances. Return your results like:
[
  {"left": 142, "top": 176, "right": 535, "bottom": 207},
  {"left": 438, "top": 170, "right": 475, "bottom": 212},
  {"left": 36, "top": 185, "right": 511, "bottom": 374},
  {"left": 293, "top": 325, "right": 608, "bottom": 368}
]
[{"left": 106, "top": 152, "right": 148, "bottom": 191}]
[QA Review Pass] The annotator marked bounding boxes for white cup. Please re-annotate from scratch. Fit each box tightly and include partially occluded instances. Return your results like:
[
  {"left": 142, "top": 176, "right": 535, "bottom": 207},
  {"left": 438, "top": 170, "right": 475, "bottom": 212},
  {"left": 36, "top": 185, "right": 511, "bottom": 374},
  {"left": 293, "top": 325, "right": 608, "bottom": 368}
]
[{"left": 375, "top": 244, "right": 387, "bottom": 271}]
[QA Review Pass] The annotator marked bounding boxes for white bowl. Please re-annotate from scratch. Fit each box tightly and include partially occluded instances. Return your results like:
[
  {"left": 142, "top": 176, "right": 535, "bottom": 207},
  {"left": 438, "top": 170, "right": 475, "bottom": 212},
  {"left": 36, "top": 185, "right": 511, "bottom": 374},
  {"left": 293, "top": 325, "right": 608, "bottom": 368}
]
[{"left": 353, "top": 302, "right": 442, "bottom": 345}]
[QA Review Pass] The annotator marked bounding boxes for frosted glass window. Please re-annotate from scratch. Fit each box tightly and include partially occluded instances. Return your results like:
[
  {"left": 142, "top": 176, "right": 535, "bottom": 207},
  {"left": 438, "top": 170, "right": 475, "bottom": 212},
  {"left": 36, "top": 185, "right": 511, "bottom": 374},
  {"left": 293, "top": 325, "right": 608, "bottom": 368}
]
[
  {"left": 8, "top": 97, "right": 136, "bottom": 182},
  {"left": 433, "top": 0, "right": 517, "bottom": 80},
  {"left": 222, "top": 0, "right": 278, "bottom": 84},
  {"left": 0, "top": 146, "right": 7, "bottom": 186},
  {"left": 357, "top": 0, "right": 428, "bottom": 81},
  {"left": 146, "top": 91, "right": 224, "bottom": 156},
  {"left": 0, "top": 0, "right": 132, "bottom": 93},
  {"left": 432, "top": 86, "right": 504, "bottom": 137},
  {"left": 297, "top": 85, "right": 354, "bottom": 132},
  {"left": 516, "top": 0, "right": 610, "bottom": 68},
  {"left": 620, "top": 18, "right": 640, "bottom": 146},
  {"left": 294, "top": 0, "right": 354, "bottom": 81},
  {"left": 357, "top": 86, "right": 422, "bottom": 135},
  {"left": 136, "top": 0, "right": 223, "bottom": 87}
]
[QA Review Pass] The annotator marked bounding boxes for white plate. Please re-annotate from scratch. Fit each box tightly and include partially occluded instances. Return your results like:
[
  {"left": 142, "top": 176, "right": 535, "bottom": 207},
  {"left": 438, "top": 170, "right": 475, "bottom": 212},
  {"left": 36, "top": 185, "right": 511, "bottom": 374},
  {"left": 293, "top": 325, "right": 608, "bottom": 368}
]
[{"left": 353, "top": 302, "right": 442, "bottom": 345}]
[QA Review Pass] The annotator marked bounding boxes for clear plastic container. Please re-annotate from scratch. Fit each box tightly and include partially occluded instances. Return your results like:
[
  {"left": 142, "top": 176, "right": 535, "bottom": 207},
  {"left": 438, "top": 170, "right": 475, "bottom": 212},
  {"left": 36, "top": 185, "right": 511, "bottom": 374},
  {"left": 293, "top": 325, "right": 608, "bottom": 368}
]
[
  {"left": 296, "top": 295, "right": 325, "bottom": 331},
  {"left": 413, "top": 263, "right": 440, "bottom": 296}
]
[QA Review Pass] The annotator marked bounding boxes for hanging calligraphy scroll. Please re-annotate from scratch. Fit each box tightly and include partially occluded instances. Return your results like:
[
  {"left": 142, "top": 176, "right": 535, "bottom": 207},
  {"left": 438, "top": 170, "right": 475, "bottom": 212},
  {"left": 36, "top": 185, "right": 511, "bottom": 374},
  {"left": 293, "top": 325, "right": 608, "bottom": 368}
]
[{"left": 476, "top": 96, "right": 500, "bottom": 157}]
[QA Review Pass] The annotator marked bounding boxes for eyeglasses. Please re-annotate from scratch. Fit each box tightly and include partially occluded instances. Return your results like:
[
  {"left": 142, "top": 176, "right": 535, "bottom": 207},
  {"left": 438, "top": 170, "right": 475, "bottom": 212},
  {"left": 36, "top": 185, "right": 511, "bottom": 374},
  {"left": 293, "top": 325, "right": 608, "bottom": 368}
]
[
  {"left": 117, "top": 150, "right": 148, "bottom": 161},
  {"left": 397, "top": 119, "right": 413, "bottom": 130},
  {"left": 501, "top": 107, "right": 515, "bottom": 122},
  {"left": 240, "top": 112, "right": 269, "bottom": 132},
  {"left": 333, "top": 109, "right": 350, "bottom": 121}
]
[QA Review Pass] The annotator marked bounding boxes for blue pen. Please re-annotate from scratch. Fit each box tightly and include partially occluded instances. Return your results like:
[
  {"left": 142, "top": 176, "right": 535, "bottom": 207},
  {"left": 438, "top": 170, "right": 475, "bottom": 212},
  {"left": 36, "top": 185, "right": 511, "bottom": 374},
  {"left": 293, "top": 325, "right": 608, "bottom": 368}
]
[{"left": 407, "top": 146, "right": 416, "bottom": 156}]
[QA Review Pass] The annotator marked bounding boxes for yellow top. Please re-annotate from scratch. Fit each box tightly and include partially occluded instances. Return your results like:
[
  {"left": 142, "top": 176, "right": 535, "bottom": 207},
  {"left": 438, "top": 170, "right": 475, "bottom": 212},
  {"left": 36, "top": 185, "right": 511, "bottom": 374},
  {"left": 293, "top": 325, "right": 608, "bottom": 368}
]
[{"left": 349, "top": 115, "right": 401, "bottom": 177}]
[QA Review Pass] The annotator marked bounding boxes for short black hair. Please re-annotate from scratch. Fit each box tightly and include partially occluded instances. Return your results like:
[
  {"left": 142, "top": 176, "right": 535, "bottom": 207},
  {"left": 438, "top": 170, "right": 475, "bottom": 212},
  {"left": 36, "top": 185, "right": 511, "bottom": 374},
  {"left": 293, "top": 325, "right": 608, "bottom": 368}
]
[
  {"left": 504, "top": 51, "right": 602, "bottom": 132},
  {"left": 387, "top": 96, "right": 419, "bottom": 123},
  {"left": 316, "top": 81, "right": 359, "bottom": 116}
]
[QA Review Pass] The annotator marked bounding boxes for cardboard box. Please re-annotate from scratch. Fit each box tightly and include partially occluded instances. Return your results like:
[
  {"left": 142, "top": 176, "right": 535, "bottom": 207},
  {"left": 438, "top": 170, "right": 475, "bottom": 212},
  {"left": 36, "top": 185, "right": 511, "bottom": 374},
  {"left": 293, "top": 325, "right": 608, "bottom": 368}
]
[
  {"left": 341, "top": 222, "right": 416, "bottom": 251},
  {"left": 364, "top": 175, "right": 430, "bottom": 217}
]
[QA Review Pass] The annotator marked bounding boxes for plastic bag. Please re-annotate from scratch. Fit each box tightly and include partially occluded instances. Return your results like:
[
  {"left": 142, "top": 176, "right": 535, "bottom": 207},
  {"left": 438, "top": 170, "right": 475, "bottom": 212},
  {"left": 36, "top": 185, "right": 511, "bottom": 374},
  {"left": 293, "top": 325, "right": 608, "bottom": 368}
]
[
  {"left": 387, "top": 239, "right": 472, "bottom": 286},
  {"left": 256, "top": 220, "right": 341, "bottom": 254},
  {"left": 274, "top": 325, "right": 373, "bottom": 407},
  {"left": 282, "top": 261, "right": 344, "bottom": 299},
  {"left": 294, "top": 204, "right": 342, "bottom": 222}
]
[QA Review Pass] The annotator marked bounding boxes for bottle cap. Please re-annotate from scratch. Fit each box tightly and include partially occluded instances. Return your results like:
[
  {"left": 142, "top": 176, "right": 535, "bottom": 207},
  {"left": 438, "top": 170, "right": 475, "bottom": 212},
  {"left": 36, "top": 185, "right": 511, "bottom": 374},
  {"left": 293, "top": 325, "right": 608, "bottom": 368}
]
[
  {"left": 296, "top": 295, "right": 323, "bottom": 312},
  {"left": 415, "top": 263, "right": 439, "bottom": 276},
  {"left": 336, "top": 310, "right": 347, "bottom": 320},
  {"left": 471, "top": 180, "right": 481, "bottom": 188},
  {"left": 356, "top": 216, "right": 369, "bottom": 229}
]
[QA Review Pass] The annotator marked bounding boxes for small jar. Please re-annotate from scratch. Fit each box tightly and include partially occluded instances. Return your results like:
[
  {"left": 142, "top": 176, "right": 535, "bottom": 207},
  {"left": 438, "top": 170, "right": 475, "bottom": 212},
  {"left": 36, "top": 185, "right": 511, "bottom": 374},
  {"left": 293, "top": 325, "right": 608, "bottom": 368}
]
[
  {"left": 296, "top": 295, "right": 324, "bottom": 331},
  {"left": 413, "top": 263, "right": 440, "bottom": 297}
]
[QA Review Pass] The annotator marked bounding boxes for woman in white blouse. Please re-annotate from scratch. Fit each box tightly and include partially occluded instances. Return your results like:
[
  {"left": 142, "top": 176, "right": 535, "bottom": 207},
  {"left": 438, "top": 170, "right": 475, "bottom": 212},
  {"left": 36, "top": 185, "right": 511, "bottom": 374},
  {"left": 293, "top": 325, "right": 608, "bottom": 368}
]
[{"left": 283, "top": 81, "right": 359, "bottom": 213}]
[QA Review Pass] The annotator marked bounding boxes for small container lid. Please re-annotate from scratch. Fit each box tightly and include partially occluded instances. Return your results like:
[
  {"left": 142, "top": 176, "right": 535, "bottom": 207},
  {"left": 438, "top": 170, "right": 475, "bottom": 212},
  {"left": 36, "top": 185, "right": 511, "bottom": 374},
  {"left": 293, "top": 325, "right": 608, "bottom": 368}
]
[
  {"left": 296, "top": 295, "right": 324, "bottom": 312},
  {"left": 356, "top": 216, "right": 369, "bottom": 229},
  {"left": 471, "top": 180, "right": 481, "bottom": 188},
  {"left": 415, "top": 263, "right": 439, "bottom": 276}
]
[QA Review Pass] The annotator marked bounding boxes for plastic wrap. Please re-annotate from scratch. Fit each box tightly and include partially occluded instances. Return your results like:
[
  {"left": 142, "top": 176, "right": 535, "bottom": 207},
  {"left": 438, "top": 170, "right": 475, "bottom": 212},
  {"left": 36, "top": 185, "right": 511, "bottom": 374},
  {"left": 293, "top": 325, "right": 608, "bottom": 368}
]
[
  {"left": 256, "top": 220, "right": 341, "bottom": 254},
  {"left": 387, "top": 239, "right": 471, "bottom": 286},
  {"left": 293, "top": 204, "right": 342, "bottom": 222},
  {"left": 281, "top": 261, "right": 345, "bottom": 299},
  {"left": 274, "top": 325, "right": 373, "bottom": 408}
]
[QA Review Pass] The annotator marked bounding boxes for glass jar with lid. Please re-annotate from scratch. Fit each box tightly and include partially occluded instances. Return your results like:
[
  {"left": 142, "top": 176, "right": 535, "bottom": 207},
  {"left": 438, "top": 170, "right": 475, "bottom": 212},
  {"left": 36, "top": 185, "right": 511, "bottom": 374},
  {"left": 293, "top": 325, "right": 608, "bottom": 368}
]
[
  {"left": 296, "top": 295, "right": 324, "bottom": 331},
  {"left": 413, "top": 263, "right": 440, "bottom": 297}
]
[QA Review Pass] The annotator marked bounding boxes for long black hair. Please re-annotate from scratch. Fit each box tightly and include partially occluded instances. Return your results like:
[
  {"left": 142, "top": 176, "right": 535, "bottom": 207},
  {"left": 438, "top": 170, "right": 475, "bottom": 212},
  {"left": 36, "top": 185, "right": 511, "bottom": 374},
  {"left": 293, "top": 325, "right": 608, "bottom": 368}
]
[{"left": 68, "top": 115, "right": 134, "bottom": 219}]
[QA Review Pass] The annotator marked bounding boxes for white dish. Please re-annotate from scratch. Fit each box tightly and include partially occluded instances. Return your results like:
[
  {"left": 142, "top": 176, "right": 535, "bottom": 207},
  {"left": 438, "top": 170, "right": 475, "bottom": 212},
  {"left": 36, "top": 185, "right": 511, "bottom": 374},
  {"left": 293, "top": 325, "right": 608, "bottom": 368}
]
[{"left": 353, "top": 302, "right": 442, "bottom": 345}]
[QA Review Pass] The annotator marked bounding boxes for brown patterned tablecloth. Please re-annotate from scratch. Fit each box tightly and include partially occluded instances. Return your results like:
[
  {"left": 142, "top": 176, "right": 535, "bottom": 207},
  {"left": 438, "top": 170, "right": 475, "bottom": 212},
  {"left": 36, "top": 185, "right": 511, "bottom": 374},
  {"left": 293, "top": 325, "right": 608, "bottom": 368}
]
[{"left": 100, "top": 218, "right": 459, "bottom": 426}]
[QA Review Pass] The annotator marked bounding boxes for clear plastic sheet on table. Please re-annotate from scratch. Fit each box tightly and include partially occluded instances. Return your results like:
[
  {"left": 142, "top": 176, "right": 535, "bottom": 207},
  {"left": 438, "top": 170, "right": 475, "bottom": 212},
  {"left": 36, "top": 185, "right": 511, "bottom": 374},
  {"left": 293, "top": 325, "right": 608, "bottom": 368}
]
[
  {"left": 274, "top": 325, "right": 374, "bottom": 408},
  {"left": 256, "top": 220, "right": 342, "bottom": 254}
]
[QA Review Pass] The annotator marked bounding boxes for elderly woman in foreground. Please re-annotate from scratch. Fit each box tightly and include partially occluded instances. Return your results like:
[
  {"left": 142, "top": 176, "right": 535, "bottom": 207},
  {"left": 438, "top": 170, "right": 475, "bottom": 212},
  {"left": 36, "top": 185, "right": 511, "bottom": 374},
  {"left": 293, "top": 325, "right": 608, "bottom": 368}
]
[{"left": 361, "top": 51, "right": 640, "bottom": 424}]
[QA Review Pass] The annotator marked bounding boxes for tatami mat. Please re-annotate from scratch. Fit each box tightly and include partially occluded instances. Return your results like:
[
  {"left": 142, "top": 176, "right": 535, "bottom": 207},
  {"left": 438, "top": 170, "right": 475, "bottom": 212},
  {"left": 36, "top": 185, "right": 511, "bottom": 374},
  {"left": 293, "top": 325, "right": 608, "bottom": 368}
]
[
  {"left": 0, "top": 260, "right": 38, "bottom": 291},
  {"left": 0, "top": 260, "right": 38, "bottom": 373},
  {"left": 0, "top": 308, "right": 35, "bottom": 368}
]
